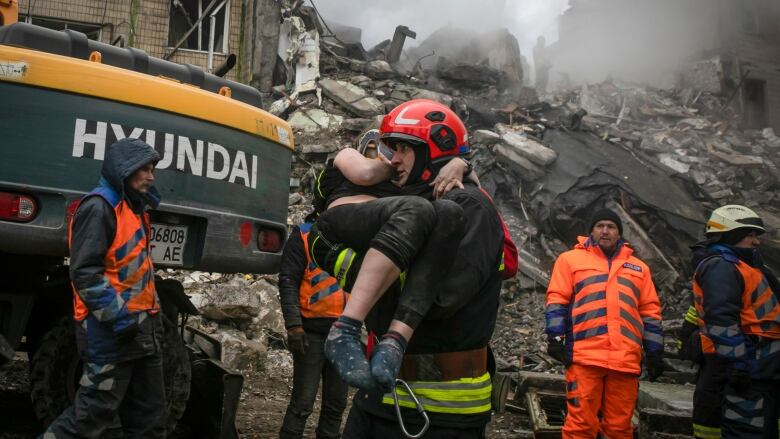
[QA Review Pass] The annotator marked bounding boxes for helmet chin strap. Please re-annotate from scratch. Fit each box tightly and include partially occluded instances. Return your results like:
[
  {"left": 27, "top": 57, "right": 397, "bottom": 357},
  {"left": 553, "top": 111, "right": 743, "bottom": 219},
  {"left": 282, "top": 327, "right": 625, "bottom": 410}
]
[{"left": 405, "top": 144, "right": 431, "bottom": 185}]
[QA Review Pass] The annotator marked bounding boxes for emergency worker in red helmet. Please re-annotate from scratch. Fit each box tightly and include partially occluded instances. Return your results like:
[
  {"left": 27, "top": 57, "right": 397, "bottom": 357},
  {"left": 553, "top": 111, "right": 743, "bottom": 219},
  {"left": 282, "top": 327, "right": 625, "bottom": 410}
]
[
  {"left": 340, "top": 99, "right": 509, "bottom": 438},
  {"left": 316, "top": 110, "right": 474, "bottom": 391}
]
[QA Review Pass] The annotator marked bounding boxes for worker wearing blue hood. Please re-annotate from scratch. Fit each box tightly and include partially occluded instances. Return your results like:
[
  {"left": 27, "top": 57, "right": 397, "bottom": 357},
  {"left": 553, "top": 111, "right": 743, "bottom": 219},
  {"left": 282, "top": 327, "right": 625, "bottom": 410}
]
[{"left": 44, "top": 138, "right": 166, "bottom": 438}]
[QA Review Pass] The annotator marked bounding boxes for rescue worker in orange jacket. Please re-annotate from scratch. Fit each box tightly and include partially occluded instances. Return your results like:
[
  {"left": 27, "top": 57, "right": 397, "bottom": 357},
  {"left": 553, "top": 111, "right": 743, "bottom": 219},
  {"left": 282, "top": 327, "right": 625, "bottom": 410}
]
[
  {"left": 692, "top": 205, "right": 780, "bottom": 439},
  {"left": 44, "top": 138, "right": 165, "bottom": 438},
  {"left": 545, "top": 208, "right": 664, "bottom": 439},
  {"left": 278, "top": 218, "right": 350, "bottom": 439}
]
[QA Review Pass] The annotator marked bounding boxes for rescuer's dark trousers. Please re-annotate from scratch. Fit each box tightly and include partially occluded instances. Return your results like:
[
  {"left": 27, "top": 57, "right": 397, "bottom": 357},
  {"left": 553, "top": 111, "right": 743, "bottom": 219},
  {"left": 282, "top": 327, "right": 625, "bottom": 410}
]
[
  {"left": 316, "top": 197, "right": 465, "bottom": 329},
  {"left": 692, "top": 354, "right": 728, "bottom": 439},
  {"left": 280, "top": 331, "right": 348, "bottom": 439},
  {"left": 721, "top": 378, "right": 779, "bottom": 439},
  {"left": 342, "top": 402, "right": 486, "bottom": 439},
  {"left": 42, "top": 351, "right": 165, "bottom": 439}
]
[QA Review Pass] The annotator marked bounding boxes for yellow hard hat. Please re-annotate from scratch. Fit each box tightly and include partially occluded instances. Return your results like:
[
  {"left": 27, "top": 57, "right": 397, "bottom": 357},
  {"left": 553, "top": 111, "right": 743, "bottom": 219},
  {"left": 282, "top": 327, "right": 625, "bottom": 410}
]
[{"left": 706, "top": 204, "right": 765, "bottom": 235}]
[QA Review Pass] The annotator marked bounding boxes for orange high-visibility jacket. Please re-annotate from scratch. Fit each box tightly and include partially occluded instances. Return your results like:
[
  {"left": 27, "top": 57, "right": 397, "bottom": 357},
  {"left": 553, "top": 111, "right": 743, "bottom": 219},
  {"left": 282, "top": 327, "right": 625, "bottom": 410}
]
[
  {"left": 545, "top": 236, "right": 662, "bottom": 374},
  {"left": 298, "top": 223, "right": 349, "bottom": 318},
  {"left": 693, "top": 246, "right": 780, "bottom": 367},
  {"left": 70, "top": 185, "right": 159, "bottom": 324}
]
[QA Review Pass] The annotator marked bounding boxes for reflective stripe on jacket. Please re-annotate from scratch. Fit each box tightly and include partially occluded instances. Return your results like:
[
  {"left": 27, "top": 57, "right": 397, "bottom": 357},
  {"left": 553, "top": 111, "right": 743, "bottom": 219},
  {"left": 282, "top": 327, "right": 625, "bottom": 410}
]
[
  {"left": 381, "top": 372, "right": 492, "bottom": 414},
  {"left": 545, "top": 236, "right": 662, "bottom": 374},
  {"left": 693, "top": 245, "right": 780, "bottom": 374},
  {"left": 69, "top": 184, "right": 158, "bottom": 330},
  {"left": 298, "top": 222, "right": 349, "bottom": 319}
]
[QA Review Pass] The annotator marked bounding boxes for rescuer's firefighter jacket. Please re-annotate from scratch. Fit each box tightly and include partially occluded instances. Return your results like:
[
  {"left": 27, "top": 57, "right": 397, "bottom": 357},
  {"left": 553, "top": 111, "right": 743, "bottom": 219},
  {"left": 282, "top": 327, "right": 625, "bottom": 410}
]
[
  {"left": 278, "top": 222, "right": 351, "bottom": 335},
  {"left": 545, "top": 236, "right": 663, "bottom": 375},
  {"left": 356, "top": 184, "right": 505, "bottom": 429},
  {"left": 69, "top": 138, "right": 162, "bottom": 365},
  {"left": 693, "top": 243, "right": 780, "bottom": 379}
]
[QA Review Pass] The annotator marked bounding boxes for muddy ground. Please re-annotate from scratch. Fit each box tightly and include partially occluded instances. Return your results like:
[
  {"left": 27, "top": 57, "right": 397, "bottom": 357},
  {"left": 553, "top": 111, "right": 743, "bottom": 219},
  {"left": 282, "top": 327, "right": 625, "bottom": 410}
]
[{"left": 0, "top": 349, "right": 527, "bottom": 438}]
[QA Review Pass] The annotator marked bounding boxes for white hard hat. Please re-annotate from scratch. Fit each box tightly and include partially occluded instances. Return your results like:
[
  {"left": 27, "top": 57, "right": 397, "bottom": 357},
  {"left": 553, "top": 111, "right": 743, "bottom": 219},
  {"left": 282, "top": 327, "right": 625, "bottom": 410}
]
[{"left": 706, "top": 204, "right": 766, "bottom": 235}]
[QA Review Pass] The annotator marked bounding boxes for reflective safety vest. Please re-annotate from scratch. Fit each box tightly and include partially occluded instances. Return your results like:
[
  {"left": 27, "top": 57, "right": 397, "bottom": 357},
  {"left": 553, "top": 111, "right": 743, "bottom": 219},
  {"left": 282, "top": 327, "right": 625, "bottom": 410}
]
[
  {"left": 298, "top": 223, "right": 350, "bottom": 318},
  {"left": 545, "top": 236, "right": 663, "bottom": 375},
  {"left": 70, "top": 185, "right": 158, "bottom": 322},
  {"left": 693, "top": 249, "right": 780, "bottom": 359},
  {"left": 382, "top": 372, "right": 493, "bottom": 415}
]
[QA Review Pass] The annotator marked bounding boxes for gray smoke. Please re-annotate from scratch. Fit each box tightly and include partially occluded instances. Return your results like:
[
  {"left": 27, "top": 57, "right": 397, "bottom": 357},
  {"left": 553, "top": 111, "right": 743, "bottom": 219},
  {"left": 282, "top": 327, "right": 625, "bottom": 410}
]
[{"left": 312, "top": 0, "right": 569, "bottom": 79}]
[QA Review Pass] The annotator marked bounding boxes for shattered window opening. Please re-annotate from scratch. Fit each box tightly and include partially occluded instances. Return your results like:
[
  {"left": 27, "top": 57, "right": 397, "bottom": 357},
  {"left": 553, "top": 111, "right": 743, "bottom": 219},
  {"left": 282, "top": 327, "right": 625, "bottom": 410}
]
[
  {"left": 167, "top": 0, "right": 229, "bottom": 54},
  {"left": 19, "top": 15, "right": 102, "bottom": 41},
  {"left": 743, "top": 78, "right": 767, "bottom": 129}
]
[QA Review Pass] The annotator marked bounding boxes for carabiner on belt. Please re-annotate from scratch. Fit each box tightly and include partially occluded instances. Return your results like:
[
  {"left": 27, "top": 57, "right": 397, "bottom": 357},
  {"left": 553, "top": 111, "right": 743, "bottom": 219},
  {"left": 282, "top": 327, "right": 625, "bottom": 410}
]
[{"left": 393, "top": 378, "right": 430, "bottom": 439}]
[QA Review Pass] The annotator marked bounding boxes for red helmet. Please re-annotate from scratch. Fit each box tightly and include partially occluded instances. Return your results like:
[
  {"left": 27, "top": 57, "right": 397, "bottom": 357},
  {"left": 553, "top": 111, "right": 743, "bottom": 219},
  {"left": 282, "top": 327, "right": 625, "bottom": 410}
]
[{"left": 379, "top": 99, "right": 470, "bottom": 161}]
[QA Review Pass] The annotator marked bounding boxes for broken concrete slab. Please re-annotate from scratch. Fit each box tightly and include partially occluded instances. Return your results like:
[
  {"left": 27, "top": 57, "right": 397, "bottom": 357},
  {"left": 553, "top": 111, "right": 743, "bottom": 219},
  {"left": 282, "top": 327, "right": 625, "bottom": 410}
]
[
  {"left": 387, "top": 25, "right": 416, "bottom": 64},
  {"left": 494, "top": 143, "right": 546, "bottom": 181},
  {"left": 341, "top": 118, "right": 373, "bottom": 132},
  {"left": 388, "top": 85, "right": 453, "bottom": 107},
  {"left": 319, "top": 78, "right": 385, "bottom": 118},
  {"left": 198, "top": 278, "right": 262, "bottom": 323},
  {"left": 298, "top": 143, "right": 340, "bottom": 158},
  {"left": 365, "top": 60, "right": 395, "bottom": 80},
  {"left": 436, "top": 56, "right": 501, "bottom": 88},
  {"left": 471, "top": 129, "right": 502, "bottom": 146},
  {"left": 250, "top": 279, "right": 285, "bottom": 335},
  {"left": 638, "top": 381, "right": 693, "bottom": 413},
  {"left": 349, "top": 75, "right": 372, "bottom": 88},
  {"left": 708, "top": 149, "right": 764, "bottom": 167},
  {"left": 213, "top": 328, "right": 268, "bottom": 370},
  {"left": 288, "top": 108, "right": 344, "bottom": 133},
  {"left": 495, "top": 124, "right": 558, "bottom": 166},
  {"left": 658, "top": 153, "right": 691, "bottom": 174},
  {"left": 762, "top": 128, "right": 780, "bottom": 148}
]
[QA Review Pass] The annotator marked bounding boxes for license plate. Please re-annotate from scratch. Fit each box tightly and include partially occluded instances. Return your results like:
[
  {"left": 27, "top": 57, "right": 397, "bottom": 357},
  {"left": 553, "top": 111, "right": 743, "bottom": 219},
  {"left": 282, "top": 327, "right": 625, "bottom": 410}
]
[{"left": 149, "top": 224, "right": 188, "bottom": 266}]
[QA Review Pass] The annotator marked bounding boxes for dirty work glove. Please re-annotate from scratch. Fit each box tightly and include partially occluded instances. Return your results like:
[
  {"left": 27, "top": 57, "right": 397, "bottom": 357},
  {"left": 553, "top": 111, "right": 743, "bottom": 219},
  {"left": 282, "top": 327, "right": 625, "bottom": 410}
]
[
  {"left": 547, "top": 336, "right": 568, "bottom": 365},
  {"left": 370, "top": 331, "right": 408, "bottom": 392},
  {"left": 645, "top": 352, "right": 664, "bottom": 381},
  {"left": 286, "top": 326, "right": 307, "bottom": 356},
  {"left": 324, "top": 316, "right": 375, "bottom": 391},
  {"left": 728, "top": 369, "right": 752, "bottom": 396},
  {"left": 115, "top": 322, "right": 139, "bottom": 345}
]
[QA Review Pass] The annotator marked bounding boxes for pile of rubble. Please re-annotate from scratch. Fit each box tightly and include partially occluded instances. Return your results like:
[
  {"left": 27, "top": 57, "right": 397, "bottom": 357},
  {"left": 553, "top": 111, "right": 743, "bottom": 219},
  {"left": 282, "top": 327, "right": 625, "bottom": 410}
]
[{"left": 172, "top": 3, "right": 780, "bottom": 382}]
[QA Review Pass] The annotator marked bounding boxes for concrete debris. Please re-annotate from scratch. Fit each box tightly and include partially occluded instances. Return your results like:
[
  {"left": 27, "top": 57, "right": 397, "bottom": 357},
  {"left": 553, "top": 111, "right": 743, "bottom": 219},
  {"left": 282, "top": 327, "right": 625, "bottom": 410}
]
[
  {"left": 171, "top": 6, "right": 780, "bottom": 434},
  {"left": 318, "top": 78, "right": 385, "bottom": 118},
  {"left": 387, "top": 25, "right": 416, "bottom": 64},
  {"left": 287, "top": 108, "right": 344, "bottom": 133},
  {"left": 472, "top": 129, "right": 502, "bottom": 146},
  {"left": 388, "top": 84, "right": 453, "bottom": 107},
  {"left": 493, "top": 143, "right": 546, "bottom": 181},
  {"left": 188, "top": 275, "right": 282, "bottom": 331},
  {"left": 495, "top": 124, "right": 558, "bottom": 166},
  {"left": 436, "top": 56, "right": 502, "bottom": 88},
  {"left": 657, "top": 153, "right": 691, "bottom": 174},
  {"left": 364, "top": 60, "right": 395, "bottom": 80},
  {"left": 212, "top": 328, "right": 268, "bottom": 371}
]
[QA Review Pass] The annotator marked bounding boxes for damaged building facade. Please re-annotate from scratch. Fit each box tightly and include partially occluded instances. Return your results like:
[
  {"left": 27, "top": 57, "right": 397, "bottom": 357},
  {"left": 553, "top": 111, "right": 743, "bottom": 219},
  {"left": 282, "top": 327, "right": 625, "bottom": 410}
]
[
  {"left": 15, "top": 0, "right": 282, "bottom": 86},
  {"left": 3, "top": 1, "right": 780, "bottom": 437},
  {"left": 553, "top": 0, "right": 780, "bottom": 132}
]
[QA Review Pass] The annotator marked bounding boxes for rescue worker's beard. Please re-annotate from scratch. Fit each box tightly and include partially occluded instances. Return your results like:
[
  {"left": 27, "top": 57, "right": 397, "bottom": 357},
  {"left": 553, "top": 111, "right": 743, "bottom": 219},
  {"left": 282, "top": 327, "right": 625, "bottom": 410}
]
[{"left": 124, "top": 184, "right": 147, "bottom": 213}]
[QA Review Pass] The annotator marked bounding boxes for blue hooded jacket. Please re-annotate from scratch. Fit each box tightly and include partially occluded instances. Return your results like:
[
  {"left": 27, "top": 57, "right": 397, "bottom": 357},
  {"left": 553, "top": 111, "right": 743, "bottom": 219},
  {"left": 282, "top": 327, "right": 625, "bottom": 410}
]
[{"left": 69, "top": 138, "right": 162, "bottom": 364}]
